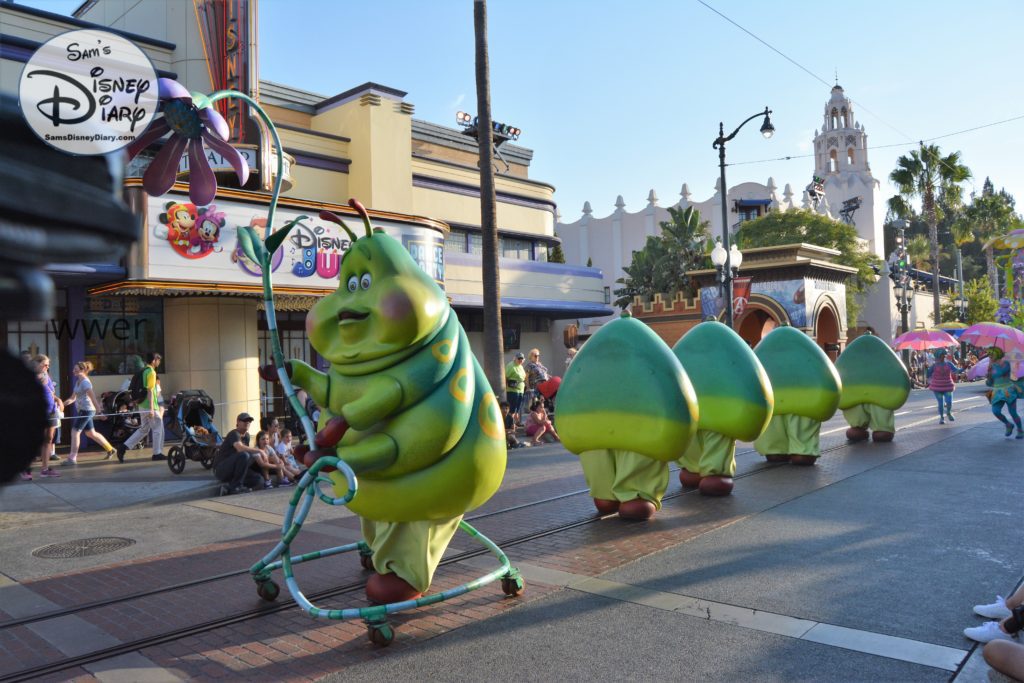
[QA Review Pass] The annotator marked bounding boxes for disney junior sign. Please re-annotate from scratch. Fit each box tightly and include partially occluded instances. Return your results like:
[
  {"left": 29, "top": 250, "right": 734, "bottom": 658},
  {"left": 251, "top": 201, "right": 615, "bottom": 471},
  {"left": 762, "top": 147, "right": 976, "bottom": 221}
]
[{"left": 18, "top": 29, "right": 158, "bottom": 155}]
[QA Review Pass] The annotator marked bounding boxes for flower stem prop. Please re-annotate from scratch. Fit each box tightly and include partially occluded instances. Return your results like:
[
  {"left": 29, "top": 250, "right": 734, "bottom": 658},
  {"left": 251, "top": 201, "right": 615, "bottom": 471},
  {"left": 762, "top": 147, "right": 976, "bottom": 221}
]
[{"left": 126, "top": 80, "right": 354, "bottom": 500}]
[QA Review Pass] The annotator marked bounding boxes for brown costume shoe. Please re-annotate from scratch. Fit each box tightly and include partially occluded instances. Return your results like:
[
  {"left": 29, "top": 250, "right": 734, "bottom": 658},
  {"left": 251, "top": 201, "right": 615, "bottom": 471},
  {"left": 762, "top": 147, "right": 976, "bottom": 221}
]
[
  {"left": 366, "top": 572, "right": 422, "bottom": 605},
  {"left": 678, "top": 469, "right": 702, "bottom": 488},
  {"left": 593, "top": 498, "right": 620, "bottom": 515},
  {"left": 617, "top": 498, "right": 656, "bottom": 520},
  {"left": 845, "top": 427, "right": 869, "bottom": 442},
  {"left": 789, "top": 454, "right": 817, "bottom": 466},
  {"left": 871, "top": 431, "right": 894, "bottom": 442},
  {"left": 698, "top": 475, "right": 734, "bottom": 496},
  {"left": 764, "top": 454, "right": 789, "bottom": 463}
]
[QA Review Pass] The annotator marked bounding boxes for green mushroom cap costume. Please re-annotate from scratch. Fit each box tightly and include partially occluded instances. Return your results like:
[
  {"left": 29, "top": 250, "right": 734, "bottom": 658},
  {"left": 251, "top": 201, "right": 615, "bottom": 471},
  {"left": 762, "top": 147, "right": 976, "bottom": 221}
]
[
  {"left": 835, "top": 334, "right": 910, "bottom": 439},
  {"left": 286, "top": 214, "right": 506, "bottom": 594},
  {"left": 557, "top": 314, "right": 698, "bottom": 516},
  {"left": 753, "top": 326, "right": 842, "bottom": 462},
  {"left": 673, "top": 321, "right": 773, "bottom": 493}
]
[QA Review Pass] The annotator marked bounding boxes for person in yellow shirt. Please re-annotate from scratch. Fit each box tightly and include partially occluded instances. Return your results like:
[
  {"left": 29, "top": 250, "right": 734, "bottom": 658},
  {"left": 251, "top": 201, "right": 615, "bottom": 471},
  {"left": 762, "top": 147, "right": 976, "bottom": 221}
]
[
  {"left": 117, "top": 352, "right": 165, "bottom": 462},
  {"left": 505, "top": 351, "right": 527, "bottom": 425}
]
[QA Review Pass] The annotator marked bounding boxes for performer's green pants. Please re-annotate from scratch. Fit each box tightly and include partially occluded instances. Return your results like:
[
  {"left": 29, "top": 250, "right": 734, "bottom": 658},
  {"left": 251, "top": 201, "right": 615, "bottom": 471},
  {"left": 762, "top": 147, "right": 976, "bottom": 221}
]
[
  {"left": 361, "top": 516, "right": 463, "bottom": 593},
  {"left": 842, "top": 404, "right": 895, "bottom": 433},
  {"left": 753, "top": 414, "right": 821, "bottom": 457},
  {"left": 579, "top": 449, "right": 669, "bottom": 509},
  {"left": 679, "top": 429, "right": 736, "bottom": 477}
]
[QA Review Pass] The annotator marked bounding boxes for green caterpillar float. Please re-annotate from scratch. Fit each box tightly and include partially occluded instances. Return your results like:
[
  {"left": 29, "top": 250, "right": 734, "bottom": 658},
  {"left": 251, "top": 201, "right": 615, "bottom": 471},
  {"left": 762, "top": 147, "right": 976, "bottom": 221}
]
[
  {"left": 281, "top": 201, "right": 506, "bottom": 604},
  {"left": 557, "top": 313, "right": 699, "bottom": 519},
  {"left": 835, "top": 333, "right": 910, "bottom": 442}
]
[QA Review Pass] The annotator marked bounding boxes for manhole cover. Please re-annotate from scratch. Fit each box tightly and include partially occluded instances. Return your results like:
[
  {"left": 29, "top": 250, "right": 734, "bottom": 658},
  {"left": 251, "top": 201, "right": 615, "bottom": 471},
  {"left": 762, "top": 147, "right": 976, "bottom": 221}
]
[{"left": 32, "top": 537, "right": 136, "bottom": 559}]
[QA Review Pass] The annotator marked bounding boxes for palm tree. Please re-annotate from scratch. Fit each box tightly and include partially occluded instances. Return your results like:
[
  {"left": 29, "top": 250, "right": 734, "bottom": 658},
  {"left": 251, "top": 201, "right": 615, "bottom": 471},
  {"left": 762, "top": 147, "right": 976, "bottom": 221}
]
[
  {"left": 965, "top": 180, "right": 1017, "bottom": 295},
  {"left": 889, "top": 143, "right": 971, "bottom": 325},
  {"left": 473, "top": 0, "right": 503, "bottom": 394},
  {"left": 907, "top": 234, "right": 932, "bottom": 273}
]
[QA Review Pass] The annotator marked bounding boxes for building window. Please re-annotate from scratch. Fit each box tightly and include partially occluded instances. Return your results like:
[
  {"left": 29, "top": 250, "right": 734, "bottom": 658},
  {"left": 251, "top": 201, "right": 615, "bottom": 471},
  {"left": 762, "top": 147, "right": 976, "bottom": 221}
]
[
  {"left": 445, "top": 229, "right": 468, "bottom": 254},
  {"left": 535, "top": 242, "right": 549, "bottom": 262},
  {"left": 831, "top": 107, "right": 839, "bottom": 129},
  {"left": 604, "top": 286, "right": 611, "bottom": 304},
  {"left": 737, "top": 205, "right": 762, "bottom": 223},
  {"left": 847, "top": 148, "right": 855, "bottom": 166},
  {"left": 468, "top": 233, "right": 483, "bottom": 255},
  {"left": 258, "top": 311, "right": 313, "bottom": 419},
  {"left": 83, "top": 296, "right": 164, "bottom": 375},
  {"left": 500, "top": 236, "right": 532, "bottom": 260},
  {"left": 829, "top": 150, "right": 838, "bottom": 173}
]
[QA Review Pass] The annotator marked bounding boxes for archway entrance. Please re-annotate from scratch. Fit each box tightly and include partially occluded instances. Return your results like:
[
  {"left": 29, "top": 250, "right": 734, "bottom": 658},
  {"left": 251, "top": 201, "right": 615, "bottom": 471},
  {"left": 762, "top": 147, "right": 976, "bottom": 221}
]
[
  {"left": 816, "top": 305, "right": 841, "bottom": 360},
  {"left": 736, "top": 309, "right": 778, "bottom": 348}
]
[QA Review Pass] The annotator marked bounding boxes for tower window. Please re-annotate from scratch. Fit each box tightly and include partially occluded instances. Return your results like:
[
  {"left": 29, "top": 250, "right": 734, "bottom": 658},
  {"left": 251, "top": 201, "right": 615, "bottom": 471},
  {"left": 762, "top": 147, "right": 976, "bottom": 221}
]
[
  {"left": 829, "top": 150, "right": 838, "bottom": 173},
  {"left": 841, "top": 107, "right": 849, "bottom": 127},
  {"left": 847, "top": 148, "right": 855, "bottom": 166},
  {"left": 831, "top": 107, "right": 839, "bottom": 129}
]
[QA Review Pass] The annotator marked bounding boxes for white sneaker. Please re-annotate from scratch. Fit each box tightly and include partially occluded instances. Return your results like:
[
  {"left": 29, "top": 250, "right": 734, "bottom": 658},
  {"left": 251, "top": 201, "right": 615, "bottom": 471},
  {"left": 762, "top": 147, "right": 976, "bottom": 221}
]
[
  {"left": 964, "top": 620, "right": 1016, "bottom": 643},
  {"left": 975, "top": 596, "right": 1013, "bottom": 620}
]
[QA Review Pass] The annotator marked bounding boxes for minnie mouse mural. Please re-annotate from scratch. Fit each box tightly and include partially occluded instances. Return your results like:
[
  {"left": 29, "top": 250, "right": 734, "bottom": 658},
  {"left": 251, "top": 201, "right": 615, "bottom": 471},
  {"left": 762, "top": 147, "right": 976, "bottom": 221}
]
[{"left": 155, "top": 200, "right": 224, "bottom": 259}]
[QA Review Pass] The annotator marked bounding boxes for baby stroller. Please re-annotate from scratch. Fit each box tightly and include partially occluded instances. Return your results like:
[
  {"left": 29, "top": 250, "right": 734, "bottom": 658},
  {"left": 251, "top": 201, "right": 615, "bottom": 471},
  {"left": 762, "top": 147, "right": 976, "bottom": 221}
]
[
  {"left": 166, "top": 389, "right": 222, "bottom": 474},
  {"left": 98, "top": 390, "right": 142, "bottom": 444}
]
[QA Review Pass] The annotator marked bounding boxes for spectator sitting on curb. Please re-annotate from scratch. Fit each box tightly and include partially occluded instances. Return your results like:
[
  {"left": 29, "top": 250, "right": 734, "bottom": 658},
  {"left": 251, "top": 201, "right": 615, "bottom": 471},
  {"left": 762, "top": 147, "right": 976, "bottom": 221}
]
[
  {"left": 965, "top": 584, "right": 1024, "bottom": 644},
  {"left": 275, "top": 428, "right": 305, "bottom": 479},
  {"left": 499, "top": 400, "right": 524, "bottom": 449},
  {"left": 213, "top": 412, "right": 265, "bottom": 495}
]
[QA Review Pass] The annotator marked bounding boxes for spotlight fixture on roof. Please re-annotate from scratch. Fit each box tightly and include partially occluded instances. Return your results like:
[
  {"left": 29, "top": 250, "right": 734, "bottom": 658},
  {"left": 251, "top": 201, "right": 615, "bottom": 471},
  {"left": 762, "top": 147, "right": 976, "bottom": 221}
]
[{"left": 456, "top": 111, "right": 521, "bottom": 145}]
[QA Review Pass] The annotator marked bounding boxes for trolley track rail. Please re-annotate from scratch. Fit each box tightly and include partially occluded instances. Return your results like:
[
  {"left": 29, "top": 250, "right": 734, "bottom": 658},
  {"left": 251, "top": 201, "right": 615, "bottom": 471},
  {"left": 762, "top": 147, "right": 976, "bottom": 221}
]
[{"left": 0, "top": 394, "right": 987, "bottom": 682}]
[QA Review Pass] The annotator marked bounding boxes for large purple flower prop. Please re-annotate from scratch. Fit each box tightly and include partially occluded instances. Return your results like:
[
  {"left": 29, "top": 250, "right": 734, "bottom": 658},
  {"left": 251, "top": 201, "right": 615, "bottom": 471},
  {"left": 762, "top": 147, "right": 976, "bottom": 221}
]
[{"left": 126, "top": 78, "right": 249, "bottom": 206}]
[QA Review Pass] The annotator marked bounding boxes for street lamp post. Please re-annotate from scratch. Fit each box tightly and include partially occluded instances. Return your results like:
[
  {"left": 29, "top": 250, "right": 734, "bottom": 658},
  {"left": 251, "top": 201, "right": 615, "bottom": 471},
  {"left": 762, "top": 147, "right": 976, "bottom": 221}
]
[
  {"left": 710, "top": 239, "right": 744, "bottom": 322},
  {"left": 712, "top": 107, "right": 774, "bottom": 328}
]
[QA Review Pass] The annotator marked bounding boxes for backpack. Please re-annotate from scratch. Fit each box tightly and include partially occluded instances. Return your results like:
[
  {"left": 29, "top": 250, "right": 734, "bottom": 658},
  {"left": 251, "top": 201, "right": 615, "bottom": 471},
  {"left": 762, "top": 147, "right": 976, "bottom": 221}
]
[{"left": 128, "top": 369, "right": 148, "bottom": 403}]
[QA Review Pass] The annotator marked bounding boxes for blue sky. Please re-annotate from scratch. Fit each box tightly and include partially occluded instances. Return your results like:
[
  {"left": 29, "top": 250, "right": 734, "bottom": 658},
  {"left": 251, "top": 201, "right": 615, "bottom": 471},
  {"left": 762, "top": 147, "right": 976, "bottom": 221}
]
[{"left": 19, "top": 0, "right": 1024, "bottom": 223}]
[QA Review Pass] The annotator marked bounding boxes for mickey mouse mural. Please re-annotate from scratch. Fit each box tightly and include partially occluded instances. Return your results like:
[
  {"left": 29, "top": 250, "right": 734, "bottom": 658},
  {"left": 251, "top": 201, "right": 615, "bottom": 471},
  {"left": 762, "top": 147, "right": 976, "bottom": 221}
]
[{"left": 155, "top": 200, "right": 224, "bottom": 259}]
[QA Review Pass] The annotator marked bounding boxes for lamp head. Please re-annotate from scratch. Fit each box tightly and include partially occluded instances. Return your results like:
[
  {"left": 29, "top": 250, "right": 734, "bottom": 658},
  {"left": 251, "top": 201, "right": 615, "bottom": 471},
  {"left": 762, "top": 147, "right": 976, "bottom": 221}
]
[
  {"left": 710, "top": 240, "right": 727, "bottom": 268},
  {"left": 760, "top": 109, "right": 775, "bottom": 139},
  {"left": 729, "top": 243, "right": 743, "bottom": 269}
]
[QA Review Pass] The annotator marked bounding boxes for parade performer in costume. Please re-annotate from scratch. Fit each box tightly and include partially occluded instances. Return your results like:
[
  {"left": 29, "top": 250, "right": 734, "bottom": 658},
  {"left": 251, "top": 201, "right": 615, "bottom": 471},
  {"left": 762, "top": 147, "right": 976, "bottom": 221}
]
[
  {"left": 836, "top": 333, "right": 911, "bottom": 442},
  {"left": 278, "top": 202, "right": 507, "bottom": 603},
  {"left": 927, "top": 349, "right": 961, "bottom": 425},
  {"left": 557, "top": 313, "right": 698, "bottom": 519},
  {"left": 754, "top": 326, "right": 841, "bottom": 466},
  {"left": 673, "top": 321, "right": 773, "bottom": 496},
  {"left": 985, "top": 347, "right": 1024, "bottom": 439}
]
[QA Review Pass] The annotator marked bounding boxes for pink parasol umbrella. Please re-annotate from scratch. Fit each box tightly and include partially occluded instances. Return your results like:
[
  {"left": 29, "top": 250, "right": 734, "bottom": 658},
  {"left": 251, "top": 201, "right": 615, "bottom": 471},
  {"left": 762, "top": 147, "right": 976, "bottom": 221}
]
[
  {"left": 966, "top": 354, "right": 1024, "bottom": 381},
  {"left": 892, "top": 329, "right": 960, "bottom": 351},
  {"left": 959, "top": 322, "right": 1024, "bottom": 353}
]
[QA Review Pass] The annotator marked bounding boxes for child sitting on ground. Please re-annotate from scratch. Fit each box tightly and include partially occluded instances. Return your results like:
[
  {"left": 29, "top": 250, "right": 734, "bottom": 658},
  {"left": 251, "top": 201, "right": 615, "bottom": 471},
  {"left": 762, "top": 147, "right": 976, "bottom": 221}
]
[
  {"left": 525, "top": 399, "right": 560, "bottom": 446},
  {"left": 500, "top": 400, "right": 524, "bottom": 449},
  {"left": 252, "top": 430, "right": 290, "bottom": 488},
  {"left": 274, "top": 428, "right": 305, "bottom": 479}
]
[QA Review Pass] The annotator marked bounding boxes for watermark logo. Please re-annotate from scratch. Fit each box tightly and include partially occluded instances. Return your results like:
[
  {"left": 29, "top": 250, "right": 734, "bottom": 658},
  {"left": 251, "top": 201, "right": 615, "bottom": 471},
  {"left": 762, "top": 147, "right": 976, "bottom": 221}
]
[{"left": 18, "top": 29, "right": 158, "bottom": 155}]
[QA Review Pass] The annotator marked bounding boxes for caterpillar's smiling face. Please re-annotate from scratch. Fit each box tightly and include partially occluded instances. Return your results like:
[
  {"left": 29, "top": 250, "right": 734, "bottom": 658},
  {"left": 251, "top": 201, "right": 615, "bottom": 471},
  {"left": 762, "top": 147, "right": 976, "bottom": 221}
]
[{"left": 308, "top": 232, "right": 446, "bottom": 366}]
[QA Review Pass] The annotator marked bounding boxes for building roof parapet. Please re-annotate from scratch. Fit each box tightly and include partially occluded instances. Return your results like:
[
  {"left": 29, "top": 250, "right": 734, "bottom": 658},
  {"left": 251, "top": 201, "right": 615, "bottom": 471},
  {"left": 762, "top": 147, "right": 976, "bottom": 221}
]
[
  {"left": 1, "top": 1, "right": 176, "bottom": 50},
  {"left": 412, "top": 119, "right": 533, "bottom": 165}
]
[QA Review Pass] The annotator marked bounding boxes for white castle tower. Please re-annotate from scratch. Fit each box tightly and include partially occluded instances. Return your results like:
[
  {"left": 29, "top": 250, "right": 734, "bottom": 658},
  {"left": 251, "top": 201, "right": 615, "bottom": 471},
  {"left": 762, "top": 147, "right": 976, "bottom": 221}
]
[{"left": 811, "top": 84, "right": 886, "bottom": 258}]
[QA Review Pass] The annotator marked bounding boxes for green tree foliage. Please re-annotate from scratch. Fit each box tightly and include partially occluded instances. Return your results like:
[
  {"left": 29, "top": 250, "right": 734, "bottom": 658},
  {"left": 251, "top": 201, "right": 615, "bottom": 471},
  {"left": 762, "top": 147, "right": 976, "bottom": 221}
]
[
  {"left": 548, "top": 236, "right": 566, "bottom": 263},
  {"left": 735, "top": 208, "right": 881, "bottom": 326},
  {"left": 888, "top": 144, "right": 971, "bottom": 324},
  {"left": 938, "top": 277, "right": 998, "bottom": 324},
  {"left": 613, "top": 206, "right": 709, "bottom": 309},
  {"left": 964, "top": 178, "right": 1019, "bottom": 295}
]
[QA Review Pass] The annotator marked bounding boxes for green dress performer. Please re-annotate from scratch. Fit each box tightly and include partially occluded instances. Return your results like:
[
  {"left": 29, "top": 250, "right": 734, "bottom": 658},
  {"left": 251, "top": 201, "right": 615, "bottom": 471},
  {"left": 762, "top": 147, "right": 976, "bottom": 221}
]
[
  {"left": 753, "top": 326, "right": 842, "bottom": 466},
  {"left": 835, "top": 333, "right": 910, "bottom": 442},
  {"left": 557, "top": 313, "right": 698, "bottom": 519},
  {"left": 673, "top": 321, "right": 774, "bottom": 496}
]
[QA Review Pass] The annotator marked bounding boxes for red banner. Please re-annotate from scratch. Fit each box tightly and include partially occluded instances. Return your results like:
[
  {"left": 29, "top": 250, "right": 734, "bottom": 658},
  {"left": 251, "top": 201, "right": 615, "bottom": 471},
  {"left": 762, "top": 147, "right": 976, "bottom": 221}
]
[{"left": 733, "top": 276, "right": 753, "bottom": 317}]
